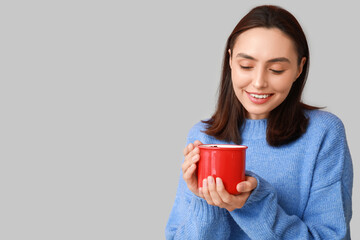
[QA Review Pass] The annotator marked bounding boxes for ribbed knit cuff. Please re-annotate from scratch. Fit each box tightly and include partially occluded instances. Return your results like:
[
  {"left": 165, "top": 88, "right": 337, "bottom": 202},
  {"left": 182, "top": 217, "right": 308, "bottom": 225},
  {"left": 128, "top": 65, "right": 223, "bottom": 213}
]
[
  {"left": 190, "top": 195, "right": 227, "bottom": 222},
  {"left": 244, "top": 170, "right": 275, "bottom": 206},
  {"left": 229, "top": 171, "right": 278, "bottom": 239}
]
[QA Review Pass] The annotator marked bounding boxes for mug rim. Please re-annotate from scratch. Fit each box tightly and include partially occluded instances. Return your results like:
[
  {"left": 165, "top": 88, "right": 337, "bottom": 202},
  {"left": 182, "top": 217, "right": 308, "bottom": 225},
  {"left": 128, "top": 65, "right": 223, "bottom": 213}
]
[{"left": 198, "top": 144, "right": 248, "bottom": 149}]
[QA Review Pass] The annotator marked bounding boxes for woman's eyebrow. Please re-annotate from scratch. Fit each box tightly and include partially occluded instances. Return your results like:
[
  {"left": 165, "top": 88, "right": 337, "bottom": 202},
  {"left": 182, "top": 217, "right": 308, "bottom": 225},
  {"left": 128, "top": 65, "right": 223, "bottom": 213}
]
[
  {"left": 236, "top": 53, "right": 256, "bottom": 60},
  {"left": 235, "top": 53, "right": 291, "bottom": 63},
  {"left": 267, "top": 57, "right": 291, "bottom": 63}
]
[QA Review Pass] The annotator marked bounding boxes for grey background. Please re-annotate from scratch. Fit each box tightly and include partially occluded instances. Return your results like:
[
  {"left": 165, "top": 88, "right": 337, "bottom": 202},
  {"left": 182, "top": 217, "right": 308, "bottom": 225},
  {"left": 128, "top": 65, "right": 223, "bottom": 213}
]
[{"left": 0, "top": 0, "right": 358, "bottom": 239}]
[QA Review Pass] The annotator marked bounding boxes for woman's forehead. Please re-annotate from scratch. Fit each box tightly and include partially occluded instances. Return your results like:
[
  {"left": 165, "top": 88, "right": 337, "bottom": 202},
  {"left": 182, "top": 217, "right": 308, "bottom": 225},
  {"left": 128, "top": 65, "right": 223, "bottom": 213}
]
[{"left": 232, "top": 27, "right": 297, "bottom": 60}]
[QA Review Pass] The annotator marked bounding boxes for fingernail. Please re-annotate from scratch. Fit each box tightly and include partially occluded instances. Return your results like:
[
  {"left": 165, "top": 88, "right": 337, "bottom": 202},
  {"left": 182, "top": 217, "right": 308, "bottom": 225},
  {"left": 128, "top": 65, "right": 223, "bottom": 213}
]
[
  {"left": 216, "top": 178, "right": 222, "bottom": 186},
  {"left": 207, "top": 176, "right": 213, "bottom": 184},
  {"left": 203, "top": 179, "right": 207, "bottom": 188},
  {"left": 237, "top": 183, "right": 244, "bottom": 192}
]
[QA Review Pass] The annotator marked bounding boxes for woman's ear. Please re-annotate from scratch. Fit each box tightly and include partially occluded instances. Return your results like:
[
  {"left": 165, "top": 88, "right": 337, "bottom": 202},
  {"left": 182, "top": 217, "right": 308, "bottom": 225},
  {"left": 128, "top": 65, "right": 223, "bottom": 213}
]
[
  {"left": 296, "top": 57, "right": 306, "bottom": 79},
  {"left": 228, "top": 49, "right": 232, "bottom": 69}
]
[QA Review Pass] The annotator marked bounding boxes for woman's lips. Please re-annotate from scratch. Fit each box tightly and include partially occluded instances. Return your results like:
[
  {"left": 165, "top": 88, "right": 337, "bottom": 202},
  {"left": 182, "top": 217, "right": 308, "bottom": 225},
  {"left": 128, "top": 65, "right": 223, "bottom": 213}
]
[{"left": 246, "top": 92, "right": 273, "bottom": 104}]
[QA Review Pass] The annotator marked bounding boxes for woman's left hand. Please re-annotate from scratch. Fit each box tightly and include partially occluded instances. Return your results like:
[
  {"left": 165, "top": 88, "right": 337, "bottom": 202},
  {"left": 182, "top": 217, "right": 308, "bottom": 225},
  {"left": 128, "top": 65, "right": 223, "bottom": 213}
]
[{"left": 199, "top": 176, "right": 257, "bottom": 212}]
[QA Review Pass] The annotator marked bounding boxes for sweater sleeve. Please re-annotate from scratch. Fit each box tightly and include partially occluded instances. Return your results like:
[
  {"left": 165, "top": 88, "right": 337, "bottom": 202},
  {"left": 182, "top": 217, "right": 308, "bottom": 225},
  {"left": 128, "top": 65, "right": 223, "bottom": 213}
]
[
  {"left": 229, "top": 116, "right": 353, "bottom": 240},
  {"left": 165, "top": 172, "right": 231, "bottom": 239},
  {"left": 165, "top": 123, "right": 231, "bottom": 239}
]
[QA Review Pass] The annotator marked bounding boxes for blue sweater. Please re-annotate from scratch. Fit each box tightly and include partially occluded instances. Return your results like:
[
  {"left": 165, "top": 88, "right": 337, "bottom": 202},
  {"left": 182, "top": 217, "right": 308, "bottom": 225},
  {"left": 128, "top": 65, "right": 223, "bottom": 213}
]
[{"left": 166, "top": 110, "right": 353, "bottom": 239}]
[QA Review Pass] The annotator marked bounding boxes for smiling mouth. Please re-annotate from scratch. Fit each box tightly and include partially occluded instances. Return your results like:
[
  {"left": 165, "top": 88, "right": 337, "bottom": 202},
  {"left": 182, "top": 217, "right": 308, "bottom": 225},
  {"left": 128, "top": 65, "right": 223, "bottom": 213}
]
[
  {"left": 247, "top": 92, "right": 274, "bottom": 99},
  {"left": 249, "top": 93, "right": 272, "bottom": 99},
  {"left": 246, "top": 91, "right": 274, "bottom": 104}
]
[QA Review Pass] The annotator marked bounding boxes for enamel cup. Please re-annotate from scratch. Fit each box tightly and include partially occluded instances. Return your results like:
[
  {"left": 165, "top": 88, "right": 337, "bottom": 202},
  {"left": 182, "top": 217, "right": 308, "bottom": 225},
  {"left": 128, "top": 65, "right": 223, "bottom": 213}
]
[{"left": 197, "top": 144, "right": 247, "bottom": 195}]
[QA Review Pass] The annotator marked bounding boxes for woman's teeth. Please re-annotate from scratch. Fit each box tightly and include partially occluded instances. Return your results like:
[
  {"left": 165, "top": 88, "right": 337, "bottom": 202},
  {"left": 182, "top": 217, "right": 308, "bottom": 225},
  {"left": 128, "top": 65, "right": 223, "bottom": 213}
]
[{"left": 250, "top": 94, "right": 271, "bottom": 99}]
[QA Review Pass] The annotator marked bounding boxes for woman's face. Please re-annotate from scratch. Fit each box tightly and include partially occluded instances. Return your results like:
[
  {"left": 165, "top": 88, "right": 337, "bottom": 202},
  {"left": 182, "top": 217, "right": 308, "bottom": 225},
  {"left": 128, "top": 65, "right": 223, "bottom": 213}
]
[{"left": 229, "top": 27, "right": 306, "bottom": 119}]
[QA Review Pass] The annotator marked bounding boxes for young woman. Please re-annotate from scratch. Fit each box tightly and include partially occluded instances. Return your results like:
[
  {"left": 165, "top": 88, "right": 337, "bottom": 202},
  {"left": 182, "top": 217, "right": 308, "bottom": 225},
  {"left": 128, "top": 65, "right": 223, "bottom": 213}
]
[{"left": 166, "top": 5, "right": 353, "bottom": 240}]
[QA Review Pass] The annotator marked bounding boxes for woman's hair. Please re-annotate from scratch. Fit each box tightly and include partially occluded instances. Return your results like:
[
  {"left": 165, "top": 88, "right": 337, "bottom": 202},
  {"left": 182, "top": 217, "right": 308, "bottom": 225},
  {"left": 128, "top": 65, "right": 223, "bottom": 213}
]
[{"left": 202, "top": 5, "right": 319, "bottom": 146}]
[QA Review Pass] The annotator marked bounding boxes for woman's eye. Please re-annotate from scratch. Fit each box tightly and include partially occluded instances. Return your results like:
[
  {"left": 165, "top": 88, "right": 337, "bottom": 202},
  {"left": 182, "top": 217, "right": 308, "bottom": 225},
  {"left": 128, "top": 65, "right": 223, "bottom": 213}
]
[
  {"left": 240, "top": 65, "right": 253, "bottom": 70},
  {"left": 270, "top": 69, "right": 285, "bottom": 74}
]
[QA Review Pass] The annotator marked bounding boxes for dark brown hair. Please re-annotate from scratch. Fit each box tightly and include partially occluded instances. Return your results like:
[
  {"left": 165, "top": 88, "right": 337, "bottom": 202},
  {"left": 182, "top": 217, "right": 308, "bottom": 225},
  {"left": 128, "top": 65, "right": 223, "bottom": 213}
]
[{"left": 202, "top": 5, "right": 319, "bottom": 146}]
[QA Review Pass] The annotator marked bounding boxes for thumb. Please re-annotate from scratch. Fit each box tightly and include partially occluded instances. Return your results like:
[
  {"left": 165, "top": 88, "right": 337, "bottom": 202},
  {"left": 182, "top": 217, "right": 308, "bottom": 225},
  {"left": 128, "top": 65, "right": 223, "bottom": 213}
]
[{"left": 236, "top": 177, "right": 257, "bottom": 193}]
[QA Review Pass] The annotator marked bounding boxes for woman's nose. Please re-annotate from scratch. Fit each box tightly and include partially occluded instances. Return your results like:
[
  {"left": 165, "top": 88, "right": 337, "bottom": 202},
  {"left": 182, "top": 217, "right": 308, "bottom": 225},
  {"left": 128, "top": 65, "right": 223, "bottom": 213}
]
[{"left": 252, "top": 69, "right": 268, "bottom": 89}]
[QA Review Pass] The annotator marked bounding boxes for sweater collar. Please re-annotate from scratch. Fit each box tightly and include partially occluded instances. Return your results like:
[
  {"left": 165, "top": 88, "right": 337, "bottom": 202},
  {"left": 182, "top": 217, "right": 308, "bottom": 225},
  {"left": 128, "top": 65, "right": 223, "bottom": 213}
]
[{"left": 240, "top": 118, "right": 267, "bottom": 140}]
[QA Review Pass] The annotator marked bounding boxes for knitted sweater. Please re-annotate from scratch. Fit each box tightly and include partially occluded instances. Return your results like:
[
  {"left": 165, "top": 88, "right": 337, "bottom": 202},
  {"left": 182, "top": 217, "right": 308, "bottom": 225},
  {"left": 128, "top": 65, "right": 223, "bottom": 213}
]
[{"left": 166, "top": 110, "right": 353, "bottom": 239}]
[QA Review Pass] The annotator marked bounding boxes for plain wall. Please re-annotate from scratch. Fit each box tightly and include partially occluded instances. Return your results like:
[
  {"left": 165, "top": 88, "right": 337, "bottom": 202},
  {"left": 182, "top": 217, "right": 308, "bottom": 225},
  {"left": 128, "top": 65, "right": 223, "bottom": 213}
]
[{"left": 1, "top": 0, "right": 358, "bottom": 239}]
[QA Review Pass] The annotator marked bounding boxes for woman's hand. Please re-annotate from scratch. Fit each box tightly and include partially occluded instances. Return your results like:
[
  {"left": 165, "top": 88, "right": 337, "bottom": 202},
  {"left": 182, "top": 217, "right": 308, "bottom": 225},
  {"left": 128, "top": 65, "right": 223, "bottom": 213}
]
[
  {"left": 199, "top": 176, "right": 257, "bottom": 211},
  {"left": 182, "top": 140, "right": 203, "bottom": 197}
]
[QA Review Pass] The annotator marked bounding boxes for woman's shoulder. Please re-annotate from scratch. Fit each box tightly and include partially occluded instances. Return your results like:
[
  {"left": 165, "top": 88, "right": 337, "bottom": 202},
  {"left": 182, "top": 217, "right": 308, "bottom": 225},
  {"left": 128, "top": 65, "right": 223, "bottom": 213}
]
[
  {"left": 189, "top": 120, "right": 209, "bottom": 132},
  {"left": 305, "top": 109, "right": 346, "bottom": 135},
  {"left": 186, "top": 119, "right": 220, "bottom": 144},
  {"left": 187, "top": 120, "right": 209, "bottom": 140}
]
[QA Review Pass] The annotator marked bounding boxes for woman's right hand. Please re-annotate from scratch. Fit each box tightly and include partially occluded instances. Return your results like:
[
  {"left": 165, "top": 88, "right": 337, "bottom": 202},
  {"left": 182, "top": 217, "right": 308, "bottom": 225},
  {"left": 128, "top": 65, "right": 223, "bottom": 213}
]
[{"left": 182, "top": 140, "right": 203, "bottom": 197}]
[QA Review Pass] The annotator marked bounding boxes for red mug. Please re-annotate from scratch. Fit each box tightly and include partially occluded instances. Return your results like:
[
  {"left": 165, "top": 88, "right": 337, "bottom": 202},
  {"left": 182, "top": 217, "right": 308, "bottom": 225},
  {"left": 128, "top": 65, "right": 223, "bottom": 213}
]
[{"left": 197, "top": 144, "right": 247, "bottom": 195}]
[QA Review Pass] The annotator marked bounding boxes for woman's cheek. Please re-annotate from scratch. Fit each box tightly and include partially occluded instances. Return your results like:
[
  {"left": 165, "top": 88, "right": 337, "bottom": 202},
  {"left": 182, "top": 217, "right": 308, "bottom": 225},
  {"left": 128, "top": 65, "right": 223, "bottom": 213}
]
[
  {"left": 271, "top": 76, "right": 295, "bottom": 93},
  {"left": 232, "top": 70, "right": 251, "bottom": 88}
]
